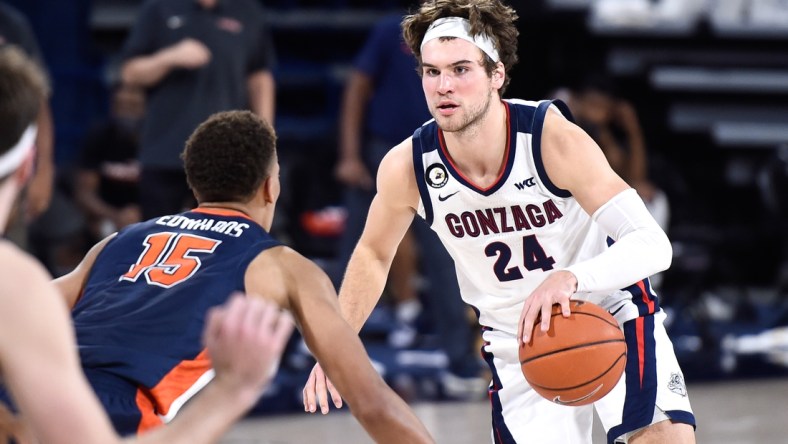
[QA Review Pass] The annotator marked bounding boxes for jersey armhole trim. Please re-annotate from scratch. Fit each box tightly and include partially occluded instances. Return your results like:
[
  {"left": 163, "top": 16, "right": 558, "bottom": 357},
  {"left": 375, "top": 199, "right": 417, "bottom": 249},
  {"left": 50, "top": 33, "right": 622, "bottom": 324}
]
[
  {"left": 532, "top": 99, "right": 574, "bottom": 199},
  {"left": 412, "top": 128, "right": 434, "bottom": 226}
]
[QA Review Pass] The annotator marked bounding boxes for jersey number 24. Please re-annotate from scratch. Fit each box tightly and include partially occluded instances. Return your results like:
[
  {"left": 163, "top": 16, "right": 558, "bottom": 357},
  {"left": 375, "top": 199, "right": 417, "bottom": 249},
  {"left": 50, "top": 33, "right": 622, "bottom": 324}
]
[{"left": 485, "top": 234, "right": 555, "bottom": 281}]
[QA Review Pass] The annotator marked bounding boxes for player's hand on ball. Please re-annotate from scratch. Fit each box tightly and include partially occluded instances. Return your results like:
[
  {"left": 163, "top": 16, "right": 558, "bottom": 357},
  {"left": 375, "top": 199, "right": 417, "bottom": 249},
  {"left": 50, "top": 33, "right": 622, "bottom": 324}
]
[
  {"left": 204, "top": 293, "right": 294, "bottom": 403},
  {"left": 303, "top": 363, "right": 343, "bottom": 414},
  {"left": 518, "top": 270, "right": 578, "bottom": 344}
]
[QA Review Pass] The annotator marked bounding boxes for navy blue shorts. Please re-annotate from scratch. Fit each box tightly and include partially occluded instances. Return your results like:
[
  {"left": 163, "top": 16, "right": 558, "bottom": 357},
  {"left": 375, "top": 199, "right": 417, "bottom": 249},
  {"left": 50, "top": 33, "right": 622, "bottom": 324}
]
[{"left": 83, "top": 368, "right": 146, "bottom": 436}]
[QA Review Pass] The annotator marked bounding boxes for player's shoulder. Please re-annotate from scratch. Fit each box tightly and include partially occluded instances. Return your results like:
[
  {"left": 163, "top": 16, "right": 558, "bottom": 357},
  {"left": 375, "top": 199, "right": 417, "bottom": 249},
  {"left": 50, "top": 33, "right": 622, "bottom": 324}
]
[
  {"left": 246, "top": 244, "right": 330, "bottom": 309},
  {"left": 504, "top": 98, "right": 542, "bottom": 108},
  {"left": 248, "top": 244, "right": 318, "bottom": 279},
  {"left": 376, "top": 137, "right": 421, "bottom": 210},
  {"left": 380, "top": 136, "right": 415, "bottom": 175},
  {"left": 0, "top": 242, "right": 45, "bottom": 273},
  {"left": 0, "top": 242, "right": 50, "bottom": 292},
  {"left": 379, "top": 137, "right": 417, "bottom": 185}
]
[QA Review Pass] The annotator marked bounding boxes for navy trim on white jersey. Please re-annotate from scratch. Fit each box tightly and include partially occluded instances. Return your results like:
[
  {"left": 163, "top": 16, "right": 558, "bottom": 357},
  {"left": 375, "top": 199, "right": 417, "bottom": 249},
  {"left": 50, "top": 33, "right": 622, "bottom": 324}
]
[
  {"left": 531, "top": 99, "right": 574, "bottom": 199},
  {"left": 412, "top": 125, "right": 437, "bottom": 226}
]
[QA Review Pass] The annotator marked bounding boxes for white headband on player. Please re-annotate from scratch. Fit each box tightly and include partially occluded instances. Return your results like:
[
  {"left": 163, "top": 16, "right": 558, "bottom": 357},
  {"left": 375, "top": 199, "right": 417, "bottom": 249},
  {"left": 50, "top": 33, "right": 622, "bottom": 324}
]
[
  {"left": 0, "top": 125, "right": 37, "bottom": 178},
  {"left": 421, "top": 17, "right": 499, "bottom": 63}
]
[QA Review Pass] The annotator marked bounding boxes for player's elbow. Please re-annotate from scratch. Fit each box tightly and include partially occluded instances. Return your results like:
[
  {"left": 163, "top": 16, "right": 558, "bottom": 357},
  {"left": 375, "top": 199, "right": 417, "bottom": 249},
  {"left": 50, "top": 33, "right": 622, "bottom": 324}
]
[{"left": 647, "top": 227, "right": 673, "bottom": 274}]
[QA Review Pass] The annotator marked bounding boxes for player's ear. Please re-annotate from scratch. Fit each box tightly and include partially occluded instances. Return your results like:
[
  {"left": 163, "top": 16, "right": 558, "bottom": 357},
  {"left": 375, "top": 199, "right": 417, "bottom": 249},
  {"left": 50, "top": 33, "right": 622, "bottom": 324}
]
[
  {"left": 492, "top": 62, "right": 505, "bottom": 89},
  {"left": 261, "top": 175, "right": 276, "bottom": 204},
  {"left": 13, "top": 145, "right": 36, "bottom": 185}
]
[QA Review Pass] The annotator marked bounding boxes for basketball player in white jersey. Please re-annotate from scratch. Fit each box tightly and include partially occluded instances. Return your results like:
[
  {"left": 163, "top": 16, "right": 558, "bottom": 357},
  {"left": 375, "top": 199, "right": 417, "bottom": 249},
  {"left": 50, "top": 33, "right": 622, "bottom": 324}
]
[{"left": 304, "top": 1, "right": 696, "bottom": 443}]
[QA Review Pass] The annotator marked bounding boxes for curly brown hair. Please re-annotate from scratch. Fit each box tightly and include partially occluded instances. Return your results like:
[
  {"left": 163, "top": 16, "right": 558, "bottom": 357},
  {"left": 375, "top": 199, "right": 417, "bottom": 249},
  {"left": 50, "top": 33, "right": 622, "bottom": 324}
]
[
  {"left": 402, "top": 0, "right": 519, "bottom": 95},
  {"left": 0, "top": 45, "right": 48, "bottom": 156},
  {"left": 182, "top": 110, "right": 276, "bottom": 203}
]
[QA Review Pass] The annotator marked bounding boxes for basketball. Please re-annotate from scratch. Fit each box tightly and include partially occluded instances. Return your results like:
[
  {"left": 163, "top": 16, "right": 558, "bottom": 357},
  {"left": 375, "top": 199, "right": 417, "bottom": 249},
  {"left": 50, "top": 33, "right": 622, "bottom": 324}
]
[{"left": 519, "top": 300, "right": 626, "bottom": 406}]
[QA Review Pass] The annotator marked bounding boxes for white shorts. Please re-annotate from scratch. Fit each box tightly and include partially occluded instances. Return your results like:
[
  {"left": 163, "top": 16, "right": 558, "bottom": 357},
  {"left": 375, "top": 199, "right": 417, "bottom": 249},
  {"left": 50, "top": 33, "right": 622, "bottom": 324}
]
[{"left": 480, "top": 309, "right": 695, "bottom": 444}]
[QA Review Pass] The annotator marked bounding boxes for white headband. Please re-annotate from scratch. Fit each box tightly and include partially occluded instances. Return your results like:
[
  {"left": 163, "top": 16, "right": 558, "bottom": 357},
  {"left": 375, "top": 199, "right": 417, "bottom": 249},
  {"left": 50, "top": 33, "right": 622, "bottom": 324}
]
[
  {"left": 0, "top": 125, "right": 36, "bottom": 178},
  {"left": 420, "top": 17, "right": 499, "bottom": 63}
]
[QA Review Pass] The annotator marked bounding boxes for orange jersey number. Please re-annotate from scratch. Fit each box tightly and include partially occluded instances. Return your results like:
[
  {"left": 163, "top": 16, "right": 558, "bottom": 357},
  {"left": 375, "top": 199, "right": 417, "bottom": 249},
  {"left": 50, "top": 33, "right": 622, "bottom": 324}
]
[{"left": 120, "top": 232, "right": 222, "bottom": 288}]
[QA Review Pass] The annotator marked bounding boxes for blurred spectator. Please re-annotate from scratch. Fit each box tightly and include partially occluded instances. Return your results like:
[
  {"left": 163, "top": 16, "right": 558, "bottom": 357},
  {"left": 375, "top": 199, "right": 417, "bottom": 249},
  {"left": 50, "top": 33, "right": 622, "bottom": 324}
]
[
  {"left": 75, "top": 83, "right": 145, "bottom": 242},
  {"left": 555, "top": 77, "right": 670, "bottom": 232},
  {"left": 335, "top": 14, "right": 484, "bottom": 393},
  {"left": 120, "top": 0, "right": 276, "bottom": 219},
  {"left": 0, "top": 2, "right": 55, "bottom": 241}
]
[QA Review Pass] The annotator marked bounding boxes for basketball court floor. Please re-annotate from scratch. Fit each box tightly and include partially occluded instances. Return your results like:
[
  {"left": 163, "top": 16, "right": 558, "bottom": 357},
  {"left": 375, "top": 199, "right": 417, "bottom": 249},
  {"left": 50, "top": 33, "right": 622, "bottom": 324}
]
[{"left": 221, "top": 377, "right": 788, "bottom": 443}]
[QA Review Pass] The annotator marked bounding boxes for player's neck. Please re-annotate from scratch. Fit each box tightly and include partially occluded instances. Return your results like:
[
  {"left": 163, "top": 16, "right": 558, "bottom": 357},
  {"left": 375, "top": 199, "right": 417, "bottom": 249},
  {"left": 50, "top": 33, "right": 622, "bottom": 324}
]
[
  {"left": 198, "top": 202, "right": 270, "bottom": 230},
  {"left": 442, "top": 99, "right": 508, "bottom": 184}
]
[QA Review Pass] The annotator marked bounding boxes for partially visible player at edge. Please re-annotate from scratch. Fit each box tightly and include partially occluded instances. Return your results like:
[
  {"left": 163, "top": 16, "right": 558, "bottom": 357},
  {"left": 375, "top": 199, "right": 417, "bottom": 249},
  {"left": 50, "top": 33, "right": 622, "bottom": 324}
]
[
  {"left": 304, "top": 1, "right": 696, "bottom": 443},
  {"left": 50, "top": 115, "right": 433, "bottom": 438},
  {"left": 0, "top": 44, "right": 293, "bottom": 444}
]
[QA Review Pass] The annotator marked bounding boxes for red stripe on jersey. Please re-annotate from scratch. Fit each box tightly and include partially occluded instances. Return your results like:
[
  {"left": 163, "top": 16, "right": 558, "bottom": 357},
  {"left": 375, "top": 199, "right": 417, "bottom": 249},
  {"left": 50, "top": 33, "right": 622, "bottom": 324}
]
[
  {"left": 636, "top": 316, "right": 645, "bottom": 388},
  {"left": 637, "top": 280, "right": 655, "bottom": 315}
]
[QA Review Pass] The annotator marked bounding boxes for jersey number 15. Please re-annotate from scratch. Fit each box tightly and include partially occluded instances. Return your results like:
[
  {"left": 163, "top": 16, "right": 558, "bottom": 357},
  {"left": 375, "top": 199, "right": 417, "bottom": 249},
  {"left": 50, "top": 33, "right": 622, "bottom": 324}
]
[{"left": 120, "top": 232, "right": 221, "bottom": 288}]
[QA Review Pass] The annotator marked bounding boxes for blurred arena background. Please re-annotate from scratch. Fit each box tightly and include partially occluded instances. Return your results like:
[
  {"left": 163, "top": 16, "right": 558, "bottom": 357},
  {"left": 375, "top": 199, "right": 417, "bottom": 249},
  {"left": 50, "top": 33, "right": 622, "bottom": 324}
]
[{"left": 6, "top": 0, "right": 788, "bottom": 441}]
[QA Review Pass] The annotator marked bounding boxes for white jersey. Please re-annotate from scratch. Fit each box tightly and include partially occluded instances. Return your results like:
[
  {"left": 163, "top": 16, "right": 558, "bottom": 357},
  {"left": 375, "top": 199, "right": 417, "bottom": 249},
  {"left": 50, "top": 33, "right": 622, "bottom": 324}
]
[
  {"left": 413, "top": 100, "right": 693, "bottom": 442},
  {"left": 413, "top": 99, "right": 656, "bottom": 334}
]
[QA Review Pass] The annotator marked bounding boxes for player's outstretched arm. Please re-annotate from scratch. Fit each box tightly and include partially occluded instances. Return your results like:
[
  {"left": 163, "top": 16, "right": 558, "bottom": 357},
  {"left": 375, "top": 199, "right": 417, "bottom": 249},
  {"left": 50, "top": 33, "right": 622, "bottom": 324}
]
[
  {"left": 302, "top": 140, "right": 420, "bottom": 414},
  {"left": 247, "top": 246, "right": 434, "bottom": 443},
  {"left": 338, "top": 140, "right": 420, "bottom": 332}
]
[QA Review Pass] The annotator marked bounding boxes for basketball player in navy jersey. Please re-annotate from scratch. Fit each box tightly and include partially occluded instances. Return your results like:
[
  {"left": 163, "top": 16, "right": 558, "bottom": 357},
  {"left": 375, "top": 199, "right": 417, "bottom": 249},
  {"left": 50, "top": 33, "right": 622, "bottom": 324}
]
[
  {"left": 0, "top": 44, "right": 293, "bottom": 444},
  {"left": 304, "top": 1, "right": 696, "bottom": 443},
  {"left": 50, "top": 110, "right": 433, "bottom": 442}
]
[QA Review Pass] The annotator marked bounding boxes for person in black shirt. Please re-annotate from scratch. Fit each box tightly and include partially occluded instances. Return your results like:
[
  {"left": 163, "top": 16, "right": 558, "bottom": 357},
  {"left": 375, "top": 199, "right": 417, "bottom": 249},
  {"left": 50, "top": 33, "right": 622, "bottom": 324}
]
[
  {"left": 75, "top": 83, "right": 145, "bottom": 242},
  {"left": 120, "top": 0, "right": 276, "bottom": 219}
]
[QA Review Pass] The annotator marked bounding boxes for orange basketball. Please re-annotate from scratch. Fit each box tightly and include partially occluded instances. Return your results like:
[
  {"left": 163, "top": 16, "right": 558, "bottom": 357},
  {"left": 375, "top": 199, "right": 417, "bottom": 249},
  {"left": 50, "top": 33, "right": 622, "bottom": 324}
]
[{"left": 519, "top": 300, "right": 626, "bottom": 406}]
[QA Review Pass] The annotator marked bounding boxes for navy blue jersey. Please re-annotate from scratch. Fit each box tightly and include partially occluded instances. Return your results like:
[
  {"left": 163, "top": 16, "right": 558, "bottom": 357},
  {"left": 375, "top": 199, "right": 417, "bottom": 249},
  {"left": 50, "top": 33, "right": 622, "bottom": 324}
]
[{"left": 72, "top": 208, "right": 279, "bottom": 427}]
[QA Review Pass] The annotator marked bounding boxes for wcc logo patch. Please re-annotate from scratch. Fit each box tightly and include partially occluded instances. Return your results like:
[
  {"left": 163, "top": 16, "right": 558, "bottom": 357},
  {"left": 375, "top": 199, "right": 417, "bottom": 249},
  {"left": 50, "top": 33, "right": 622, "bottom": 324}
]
[
  {"left": 426, "top": 163, "right": 448, "bottom": 188},
  {"left": 668, "top": 373, "right": 687, "bottom": 397},
  {"left": 514, "top": 177, "right": 536, "bottom": 190}
]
